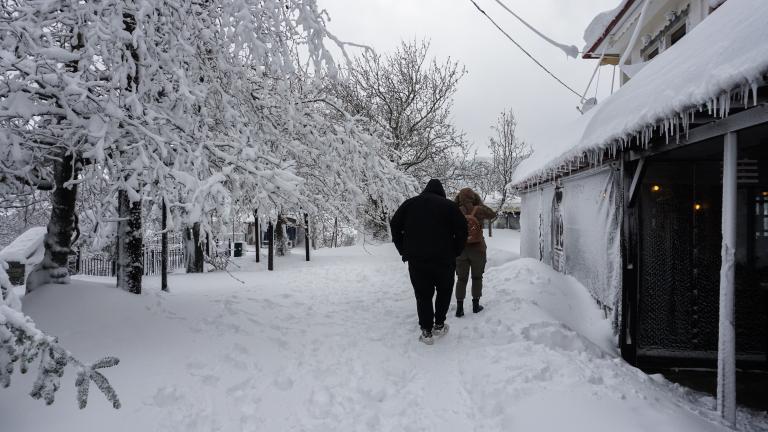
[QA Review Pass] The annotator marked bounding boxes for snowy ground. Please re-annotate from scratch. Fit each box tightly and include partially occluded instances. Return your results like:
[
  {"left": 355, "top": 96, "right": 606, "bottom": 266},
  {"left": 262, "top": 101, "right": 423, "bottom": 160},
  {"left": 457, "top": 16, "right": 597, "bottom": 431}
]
[{"left": 1, "top": 230, "right": 767, "bottom": 432}]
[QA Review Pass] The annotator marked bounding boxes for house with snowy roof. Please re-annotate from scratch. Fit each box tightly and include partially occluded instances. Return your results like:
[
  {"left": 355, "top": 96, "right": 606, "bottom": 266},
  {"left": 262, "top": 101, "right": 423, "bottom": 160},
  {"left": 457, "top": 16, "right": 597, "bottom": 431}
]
[{"left": 511, "top": 0, "right": 767, "bottom": 404}]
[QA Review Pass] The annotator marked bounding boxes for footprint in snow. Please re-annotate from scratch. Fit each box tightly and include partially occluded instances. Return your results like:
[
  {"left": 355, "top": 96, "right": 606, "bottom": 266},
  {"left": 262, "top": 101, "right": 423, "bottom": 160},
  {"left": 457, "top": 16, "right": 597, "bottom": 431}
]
[
  {"left": 186, "top": 361, "right": 207, "bottom": 371},
  {"left": 273, "top": 375, "right": 294, "bottom": 391},
  {"left": 150, "top": 385, "right": 185, "bottom": 408}
]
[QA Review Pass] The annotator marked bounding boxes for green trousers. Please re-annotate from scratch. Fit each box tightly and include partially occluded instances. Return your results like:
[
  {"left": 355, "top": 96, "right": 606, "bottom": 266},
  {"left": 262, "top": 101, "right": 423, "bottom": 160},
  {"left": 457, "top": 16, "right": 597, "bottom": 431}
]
[{"left": 455, "top": 244, "right": 486, "bottom": 300}]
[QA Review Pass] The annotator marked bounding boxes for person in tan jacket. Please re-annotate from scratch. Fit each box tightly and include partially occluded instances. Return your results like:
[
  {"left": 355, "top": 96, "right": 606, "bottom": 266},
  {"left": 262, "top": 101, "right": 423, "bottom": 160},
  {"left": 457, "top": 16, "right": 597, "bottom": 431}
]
[{"left": 453, "top": 188, "right": 497, "bottom": 316}]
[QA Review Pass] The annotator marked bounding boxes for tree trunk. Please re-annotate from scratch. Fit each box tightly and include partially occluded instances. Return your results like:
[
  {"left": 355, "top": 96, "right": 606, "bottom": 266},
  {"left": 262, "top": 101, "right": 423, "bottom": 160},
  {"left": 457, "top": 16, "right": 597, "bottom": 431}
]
[
  {"left": 26, "top": 153, "right": 80, "bottom": 293},
  {"left": 275, "top": 215, "right": 286, "bottom": 256},
  {"left": 185, "top": 223, "right": 204, "bottom": 273},
  {"left": 161, "top": 199, "right": 168, "bottom": 291},
  {"left": 116, "top": 190, "right": 142, "bottom": 294},
  {"left": 114, "top": 9, "right": 143, "bottom": 294},
  {"left": 364, "top": 197, "right": 389, "bottom": 241},
  {"left": 488, "top": 218, "right": 493, "bottom": 237},
  {"left": 25, "top": 29, "right": 84, "bottom": 293}
]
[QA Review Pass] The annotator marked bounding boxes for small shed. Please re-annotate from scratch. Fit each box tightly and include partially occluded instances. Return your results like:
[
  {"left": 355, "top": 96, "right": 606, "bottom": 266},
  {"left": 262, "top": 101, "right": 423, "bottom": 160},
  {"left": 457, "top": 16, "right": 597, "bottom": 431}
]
[{"left": 0, "top": 227, "right": 47, "bottom": 286}]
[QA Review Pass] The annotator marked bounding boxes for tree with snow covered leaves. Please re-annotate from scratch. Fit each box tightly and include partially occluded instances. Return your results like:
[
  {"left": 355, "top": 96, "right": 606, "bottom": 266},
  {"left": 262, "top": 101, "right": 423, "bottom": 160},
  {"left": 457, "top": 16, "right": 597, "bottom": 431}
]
[
  {"left": 1, "top": 0, "right": 412, "bottom": 285},
  {"left": 487, "top": 109, "right": 531, "bottom": 236}
]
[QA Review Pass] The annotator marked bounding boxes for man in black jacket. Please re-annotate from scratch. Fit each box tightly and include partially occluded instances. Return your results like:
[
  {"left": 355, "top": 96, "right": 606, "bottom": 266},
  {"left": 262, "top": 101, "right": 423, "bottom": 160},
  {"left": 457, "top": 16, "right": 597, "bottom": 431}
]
[{"left": 390, "top": 179, "right": 468, "bottom": 345}]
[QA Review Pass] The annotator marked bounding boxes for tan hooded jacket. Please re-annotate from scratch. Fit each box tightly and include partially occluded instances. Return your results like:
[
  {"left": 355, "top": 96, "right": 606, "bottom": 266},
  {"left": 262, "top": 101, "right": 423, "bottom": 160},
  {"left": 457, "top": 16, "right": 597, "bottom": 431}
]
[{"left": 454, "top": 188, "right": 497, "bottom": 247}]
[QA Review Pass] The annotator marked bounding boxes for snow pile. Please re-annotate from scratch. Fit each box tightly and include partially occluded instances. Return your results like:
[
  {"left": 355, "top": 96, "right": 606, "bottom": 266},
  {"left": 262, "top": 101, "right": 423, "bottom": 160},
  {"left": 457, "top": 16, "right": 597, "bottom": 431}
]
[
  {"left": 515, "top": 0, "right": 768, "bottom": 185},
  {"left": 0, "top": 226, "right": 46, "bottom": 263},
  {"left": 1, "top": 230, "right": 766, "bottom": 431}
]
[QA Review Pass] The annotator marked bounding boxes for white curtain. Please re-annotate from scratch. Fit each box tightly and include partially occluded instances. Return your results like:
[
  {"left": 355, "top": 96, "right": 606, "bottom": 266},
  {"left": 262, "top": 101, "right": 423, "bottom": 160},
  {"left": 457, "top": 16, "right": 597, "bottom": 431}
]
[
  {"left": 561, "top": 167, "right": 622, "bottom": 322},
  {"left": 519, "top": 168, "right": 623, "bottom": 328}
]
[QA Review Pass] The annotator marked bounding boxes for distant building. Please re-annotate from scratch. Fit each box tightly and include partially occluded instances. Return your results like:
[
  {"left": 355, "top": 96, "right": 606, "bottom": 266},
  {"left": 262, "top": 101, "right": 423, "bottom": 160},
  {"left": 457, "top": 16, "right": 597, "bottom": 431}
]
[{"left": 513, "top": 0, "right": 767, "bottom": 369}]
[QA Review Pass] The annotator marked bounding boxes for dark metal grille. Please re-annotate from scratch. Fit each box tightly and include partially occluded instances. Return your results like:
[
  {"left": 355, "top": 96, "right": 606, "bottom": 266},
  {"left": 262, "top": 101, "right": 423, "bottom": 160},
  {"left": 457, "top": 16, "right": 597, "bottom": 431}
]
[{"left": 638, "top": 161, "right": 767, "bottom": 358}]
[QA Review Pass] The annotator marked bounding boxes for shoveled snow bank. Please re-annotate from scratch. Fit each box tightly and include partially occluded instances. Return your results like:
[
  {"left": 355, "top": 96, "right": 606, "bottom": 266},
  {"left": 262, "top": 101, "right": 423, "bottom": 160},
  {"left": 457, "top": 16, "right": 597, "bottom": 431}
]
[
  {"left": 514, "top": 0, "right": 768, "bottom": 185},
  {"left": 1, "top": 230, "right": 766, "bottom": 431}
]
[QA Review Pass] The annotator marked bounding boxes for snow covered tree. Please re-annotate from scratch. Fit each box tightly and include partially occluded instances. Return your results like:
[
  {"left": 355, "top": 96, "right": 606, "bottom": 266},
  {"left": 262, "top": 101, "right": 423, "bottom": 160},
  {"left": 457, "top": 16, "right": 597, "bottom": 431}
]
[
  {"left": 487, "top": 109, "right": 531, "bottom": 235},
  {"left": 333, "top": 39, "right": 469, "bottom": 181},
  {"left": 331, "top": 39, "right": 465, "bottom": 238}
]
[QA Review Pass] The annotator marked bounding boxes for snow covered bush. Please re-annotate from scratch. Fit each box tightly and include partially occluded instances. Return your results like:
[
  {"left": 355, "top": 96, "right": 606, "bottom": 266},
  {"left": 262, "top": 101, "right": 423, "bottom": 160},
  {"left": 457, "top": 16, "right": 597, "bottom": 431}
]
[{"left": 0, "top": 263, "right": 120, "bottom": 408}]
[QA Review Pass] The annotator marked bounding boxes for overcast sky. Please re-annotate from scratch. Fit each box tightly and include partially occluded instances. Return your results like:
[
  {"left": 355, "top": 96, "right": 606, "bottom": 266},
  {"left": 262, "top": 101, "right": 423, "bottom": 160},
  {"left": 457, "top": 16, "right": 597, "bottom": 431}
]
[{"left": 318, "top": 0, "right": 618, "bottom": 156}]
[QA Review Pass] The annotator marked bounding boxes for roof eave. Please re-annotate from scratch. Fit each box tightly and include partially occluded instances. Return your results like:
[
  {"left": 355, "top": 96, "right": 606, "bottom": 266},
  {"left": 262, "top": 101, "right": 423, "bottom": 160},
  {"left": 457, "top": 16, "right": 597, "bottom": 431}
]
[{"left": 582, "top": 0, "right": 639, "bottom": 59}]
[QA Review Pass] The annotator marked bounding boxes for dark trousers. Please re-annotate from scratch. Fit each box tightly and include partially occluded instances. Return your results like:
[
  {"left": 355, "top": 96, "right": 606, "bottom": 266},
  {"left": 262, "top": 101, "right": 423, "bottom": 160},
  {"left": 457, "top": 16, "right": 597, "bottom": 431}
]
[
  {"left": 408, "top": 260, "right": 455, "bottom": 331},
  {"left": 455, "top": 245, "right": 487, "bottom": 301}
]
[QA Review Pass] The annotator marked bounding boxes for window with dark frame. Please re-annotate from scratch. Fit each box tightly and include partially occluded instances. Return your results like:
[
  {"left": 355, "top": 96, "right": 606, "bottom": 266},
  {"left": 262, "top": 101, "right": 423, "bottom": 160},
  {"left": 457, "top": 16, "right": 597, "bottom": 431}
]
[
  {"left": 757, "top": 193, "right": 768, "bottom": 238},
  {"left": 670, "top": 25, "right": 686, "bottom": 46}
]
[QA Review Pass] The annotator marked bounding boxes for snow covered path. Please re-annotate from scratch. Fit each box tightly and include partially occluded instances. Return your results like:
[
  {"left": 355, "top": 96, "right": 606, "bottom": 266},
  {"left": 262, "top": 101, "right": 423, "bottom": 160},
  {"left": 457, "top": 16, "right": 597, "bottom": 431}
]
[{"left": 1, "top": 231, "right": 766, "bottom": 431}]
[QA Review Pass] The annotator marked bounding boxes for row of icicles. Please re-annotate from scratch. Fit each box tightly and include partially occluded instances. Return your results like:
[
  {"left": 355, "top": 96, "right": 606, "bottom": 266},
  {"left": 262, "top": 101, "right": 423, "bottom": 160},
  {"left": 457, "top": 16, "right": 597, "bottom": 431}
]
[{"left": 519, "top": 79, "right": 762, "bottom": 192}]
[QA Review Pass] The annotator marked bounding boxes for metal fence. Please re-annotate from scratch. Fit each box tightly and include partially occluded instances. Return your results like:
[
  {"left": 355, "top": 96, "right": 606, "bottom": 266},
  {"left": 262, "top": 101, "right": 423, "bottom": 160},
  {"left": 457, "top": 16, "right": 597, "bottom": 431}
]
[{"left": 74, "top": 233, "right": 186, "bottom": 277}]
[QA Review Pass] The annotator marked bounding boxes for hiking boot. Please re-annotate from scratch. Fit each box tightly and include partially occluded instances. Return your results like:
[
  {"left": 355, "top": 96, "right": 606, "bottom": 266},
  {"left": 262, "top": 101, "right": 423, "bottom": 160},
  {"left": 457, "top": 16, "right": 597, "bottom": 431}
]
[
  {"left": 433, "top": 323, "right": 449, "bottom": 337},
  {"left": 472, "top": 298, "right": 484, "bottom": 314},
  {"left": 455, "top": 301, "right": 464, "bottom": 318},
  {"left": 419, "top": 329, "right": 434, "bottom": 345}
]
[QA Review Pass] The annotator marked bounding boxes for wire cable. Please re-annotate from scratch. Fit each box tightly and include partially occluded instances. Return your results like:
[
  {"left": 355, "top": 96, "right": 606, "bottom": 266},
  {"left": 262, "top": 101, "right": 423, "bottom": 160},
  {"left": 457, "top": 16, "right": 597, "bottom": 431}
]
[
  {"left": 492, "top": 0, "right": 579, "bottom": 58},
  {"left": 468, "top": 0, "right": 582, "bottom": 98}
]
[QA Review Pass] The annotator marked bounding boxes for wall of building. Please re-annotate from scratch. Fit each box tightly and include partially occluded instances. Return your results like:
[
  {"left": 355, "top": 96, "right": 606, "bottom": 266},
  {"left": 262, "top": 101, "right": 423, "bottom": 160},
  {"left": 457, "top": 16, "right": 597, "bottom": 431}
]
[{"left": 519, "top": 167, "right": 623, "bottom": 326}]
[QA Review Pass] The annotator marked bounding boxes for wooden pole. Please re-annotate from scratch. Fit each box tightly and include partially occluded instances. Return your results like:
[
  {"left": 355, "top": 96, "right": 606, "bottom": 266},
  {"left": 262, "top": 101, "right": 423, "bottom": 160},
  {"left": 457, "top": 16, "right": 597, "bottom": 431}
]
[
  {"left": 161, "top": 199, "right": 168, "bottom": 291},
  {"left": 304, "top": 213, "right": 310, "bottom": 262},
  {"left": 717, "top": 132, "right": 737, "bottom": 425},
  {"left": 267, "top": 221, "right": 274, "bottom": 271}
]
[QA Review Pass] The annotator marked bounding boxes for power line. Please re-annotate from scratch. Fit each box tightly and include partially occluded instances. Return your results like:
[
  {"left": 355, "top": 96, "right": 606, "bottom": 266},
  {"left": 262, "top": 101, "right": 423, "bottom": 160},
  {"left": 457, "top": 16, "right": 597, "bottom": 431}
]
[
  {"left": 467, "top": 0, "right": 582, "bottom": 99},
  {"left": 492, "top": 0, "right": 579, "bottom": 59}
]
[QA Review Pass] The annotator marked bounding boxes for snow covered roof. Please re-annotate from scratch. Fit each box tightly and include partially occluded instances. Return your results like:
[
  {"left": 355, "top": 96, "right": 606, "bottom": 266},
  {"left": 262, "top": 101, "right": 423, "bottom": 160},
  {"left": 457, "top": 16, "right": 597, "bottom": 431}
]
[
  {"left": 514, "top": 0, "right": 768, "bottom": 186},
  {"left": 0, "top": 227, "right": 46, "bottom": 263},
  {"left": 582, "top": 0, "right": 635, "bottom": 57}
]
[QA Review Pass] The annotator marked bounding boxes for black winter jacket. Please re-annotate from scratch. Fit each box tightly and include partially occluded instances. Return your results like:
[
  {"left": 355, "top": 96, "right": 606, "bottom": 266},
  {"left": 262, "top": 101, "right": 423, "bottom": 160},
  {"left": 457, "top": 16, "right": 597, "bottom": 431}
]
[{"left": 390, "top": 179, "right": 469, "bottom": 262}]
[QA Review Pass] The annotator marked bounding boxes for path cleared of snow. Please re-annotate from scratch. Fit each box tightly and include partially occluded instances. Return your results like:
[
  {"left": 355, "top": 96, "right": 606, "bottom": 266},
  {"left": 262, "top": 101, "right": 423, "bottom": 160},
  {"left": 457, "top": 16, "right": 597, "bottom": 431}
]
[{"left": 1, "top": 230, "right": 766, "bottom": 431}]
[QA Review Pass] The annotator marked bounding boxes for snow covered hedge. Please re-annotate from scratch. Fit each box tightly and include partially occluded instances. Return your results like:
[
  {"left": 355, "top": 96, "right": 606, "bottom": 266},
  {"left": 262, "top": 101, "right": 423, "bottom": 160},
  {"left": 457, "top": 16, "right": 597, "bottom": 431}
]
[{"left": 0, "top": 262, "right": 120, "bottom": 409}]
